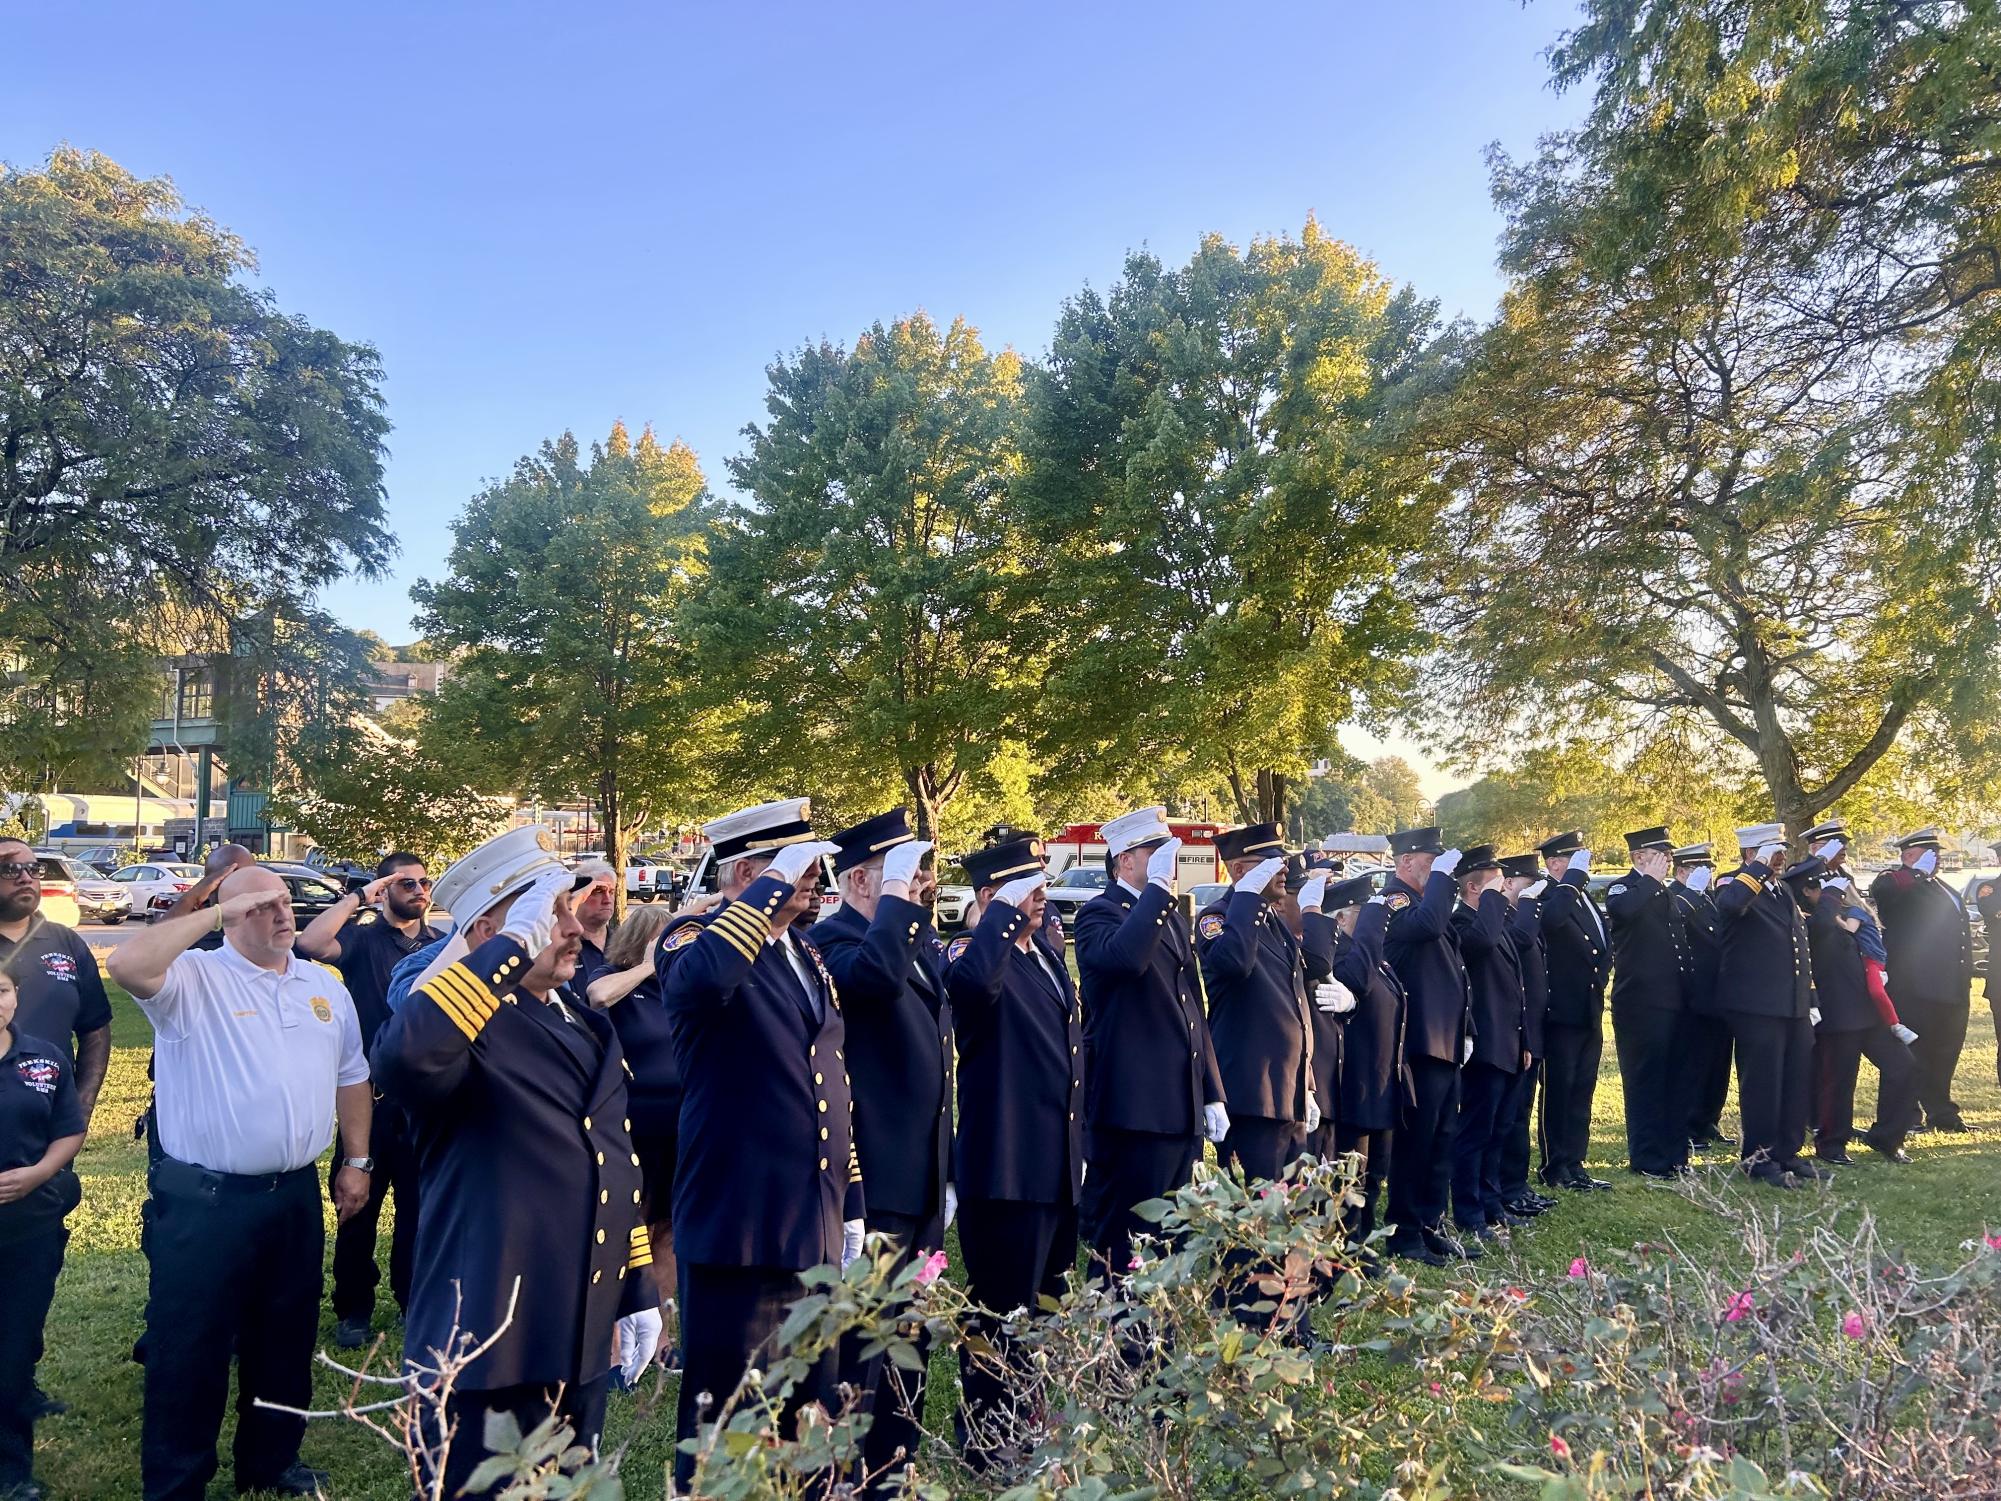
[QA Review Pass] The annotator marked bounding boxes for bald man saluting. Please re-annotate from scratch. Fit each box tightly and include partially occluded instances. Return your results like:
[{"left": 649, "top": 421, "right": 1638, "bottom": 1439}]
[{"left": 111, "top": 866, "right": 373, "bottom": 1501}]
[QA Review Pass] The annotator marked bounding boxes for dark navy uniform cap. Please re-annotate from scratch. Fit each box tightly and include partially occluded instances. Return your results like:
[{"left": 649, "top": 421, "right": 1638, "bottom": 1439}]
[
  {"left": 1498, "top": 853, "right": 1540, "bottom": 880},
  {"left": 1388, "top": 826, "right": 1445, "bottom": 857},
  {"left": 963, "top": 835, "right": 1046, "bottom": 890},
  {"left": 1323, "top": 873, "right": 1377, "bottom": 910},
  {"left": 1215, "top": 822, "right": 1286, "bottom": 863},
  {"left": 1536, "top": 830, "right": 1587, "bottom": 858},
  {"left": 1302, "top": 849, "right": 1343, "bottom": 873},
  {"left": 1624, "top": 826, "right": 1674, "bottom": 854},
  {"left": 826, "top": 808, "right": 917, "bottom": 874},
  {"left": 1671, "top": 843, "right": 1714, "bottom": 867},
  {"left": 1458, "top": 843, "right": 1502, "bottom": 875}
]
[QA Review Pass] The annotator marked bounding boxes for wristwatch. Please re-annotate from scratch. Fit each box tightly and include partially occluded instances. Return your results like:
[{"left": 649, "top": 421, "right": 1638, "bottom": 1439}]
[{"left": 342, "top": 1156, "right": 375, "bottom": 1173}]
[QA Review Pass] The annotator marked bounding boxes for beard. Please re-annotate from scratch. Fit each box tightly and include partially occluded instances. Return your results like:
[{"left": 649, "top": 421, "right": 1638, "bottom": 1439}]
[
  {"left": 385, "top": 892, "right": 429, "bottom": 925},
  {"left": 0, "top": 887, "right": 38, "bottom": 923}
]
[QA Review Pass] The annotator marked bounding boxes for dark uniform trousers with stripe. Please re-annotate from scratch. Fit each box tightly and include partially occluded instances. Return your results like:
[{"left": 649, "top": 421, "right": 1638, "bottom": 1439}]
[
  {"left": 657, "top": 876, "right": 862, "bottom": 1488},
  {"left": 371, "top": 935, "right": 653, "bottom": 1501}
]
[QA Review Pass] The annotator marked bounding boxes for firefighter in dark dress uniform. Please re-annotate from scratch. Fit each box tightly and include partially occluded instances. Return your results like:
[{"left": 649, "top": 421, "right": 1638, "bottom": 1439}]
[
  {"left": 1314, "top": 873, "right": 1403, "bottom": 1259},
  {"left": 1869, "top": 827, "right": 1977, "bottom": 1132},
  {"left": 809, "top": 808, "right": 952, "bottom": 1482},
  {"left": 1795, "top": 866, "right": 1918, "bottom": 1164},
  {"left": 1289, "top": 852, "right": 1349, "bottom": 1162},
  {"left": 942, "top": 833, "right": 1084, "bottom": 1466},
  {"left": 1669, "top": 844, "right": 1733, "bottom": 1152},
  {"left": 654, "top": 800, "right": 862, "bottom": 1488},
  {"left": 1449, "top": 846, "right": 1526, "bottom": 1242},
  {"left": 1713, "top": 822, "right": 1836, "bottom": 1187},
  {"left": 1604, "top": 826, "right": 1693, "bottom": 1179},
  {"left": 372, "top": 828, "right": 658, "bottom": 1500},
  {"left": 1379, "top": 827, "right": 1474, "bottom": 1267},
  {"left": 1195, "top": 823, "right": 1320, "bottom": 1181},
  {"left": 1074, "top": 806, "right": 1228, "bottom": 1277},
  {"left": 1535, "top": 832, "right": 1610, "bottom": 1192},
  {"left": 1495, "top": 854, "right": 1556, "bottom": 1220}
]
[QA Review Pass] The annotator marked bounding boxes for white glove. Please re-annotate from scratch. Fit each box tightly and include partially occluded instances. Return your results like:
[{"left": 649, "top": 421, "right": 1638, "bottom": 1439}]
[
  {"left": 1461, "top": 1036, "right": 1474, "bottom": 1065},
  {"left": 770, "top": 839, "right": 842, "bottom": 886},
  {"left": 1685, "top": 866, "right": 1712, "bottom": 894},
  {"left": 1238, "top": 855, "right": 1285, "bottom": 896},
  {"left": 1296, "top": 874, "right": 1329, "bottom": 911},
  {"left": 1433, "top": 848, "right": 1463, "bottom": 878},
  {"left": 1314, "top": 980, "right": 1356, "bottom": 1014},
  {"left": 882, "top": 839, "right": 933, "bottom": 889},
  {"left": 1814, "top": 838, "right": 1845, "bottom": 864},
  {"left": 1304, "top": 1094, "right": 1321, "bottom": 1133},
  {"left": 840, "top": 1219, "right": 866, "bottom": 1269},
  {"left": 1822, "top": 875, "right": 1851, "bottom": 893},
  {"left": 1809, "top": 1006, "right": 1823, "bottom": 1026},
  {"left": 1203, "top": 1102, "right": 1230, "bottom": 1143},
  {"left": 1521, "top": 879, "right": 1549, "bottom": 899},
  {"left": 615, "top": 1308, "right": 663, "bottom": 1386},
  {"left": 994, "top": 872, "right": 1045, "bottom": 910},
  {"left": 1569, "top": 848, "right": 1592, "bottom": 876},
  {"left": 1755, "top": 842, "right": 1785, "bottom": 867},
  {"left": 943, "top": 1182, "right": 958, "bottom": 1229},
  {"left": 1892, "top": 1023, "right": 1918, "bottom": 1045},
  {"left": 500, "top": 869, "right": 572, "bottom": 956},
  {"left": 1146, "top": 837, "right": 1183, "bottom": 891},
  {"left": 1915, "top": 848, "right": 1939, "bottom": 876}
]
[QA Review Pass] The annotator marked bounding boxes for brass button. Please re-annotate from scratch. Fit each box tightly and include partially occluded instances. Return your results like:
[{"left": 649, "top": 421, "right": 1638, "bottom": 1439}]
[
  {"left": 820, "top": 1157, "right": 829, "bottom": 1170},
  {"left": 810, "top": 1045, "right": 817, "bottom": 1058},
  {"left": 618, "top": 1265, "right": 627, "bottom": 1279},
  {"left": 583, "top": 1115, "right": 593, "bottom": 1131},
  {"left": 632, "top": 1189, "right": 641, "bottom": 1204},
  {"left": 820, "top": 1127, "right": 829, "bottom": 1140},
  {"left": 818, "top": 1100, "right": 828, "bottom": 1113},
  {"left": 599, "top": 1190, "right": 608, "bottom": 1204},
  {"left": 815, "top": 1072, "right": 823, "bottom": 1084},
  {"left": 592, "top": 1270, "right": 601, "bottom": 1285},
  {"left": 596, "top": 1151, "right": 605, "bottom": 1165},
  {"left": 623, "top": 1117, "right": 631, "bottom": 1131},
  {"left": 596, "top": 1228, "right": 606, "bottom": 1244},
  {"left": 630, "top": 1152, "right": 640, "bottom": 1166}
]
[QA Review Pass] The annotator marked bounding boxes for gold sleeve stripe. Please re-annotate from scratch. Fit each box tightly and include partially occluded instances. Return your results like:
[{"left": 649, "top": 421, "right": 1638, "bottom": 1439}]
[
  {"left": 431, "top": 967, "right": 499, "bottom": 1026},
  {"left": 706, "top": 923, "right": 760, "bottom": 962},
  {"left": 627, "top": 1225, "right": 653, "bottom": 1270},
  {"left": 712, "top": 905, "right": 768, "bottom": 944},
  {"left": 1735, "top": 874, "right": 1763, "bottom": 893},
  {"left": 421, "top": 981, "right": 486, "bottom": 1041}
]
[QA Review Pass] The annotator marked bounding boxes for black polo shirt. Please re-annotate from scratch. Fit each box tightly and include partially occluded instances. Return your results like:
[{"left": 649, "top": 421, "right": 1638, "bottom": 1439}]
[
  {"left": 0, "top": 919, "right": 112, "bottom": 1064},
  {"left": 330, "top": 911, "right": 445, "bottom": 1051},
  {"left": 0, "top": 1028, "right": 85, "bottom": 1244}
]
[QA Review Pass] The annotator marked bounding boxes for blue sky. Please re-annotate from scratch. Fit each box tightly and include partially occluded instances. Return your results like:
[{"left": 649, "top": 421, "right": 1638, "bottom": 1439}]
[{"left": 7, "top": 1, "right": 1588, "bottom": 790}]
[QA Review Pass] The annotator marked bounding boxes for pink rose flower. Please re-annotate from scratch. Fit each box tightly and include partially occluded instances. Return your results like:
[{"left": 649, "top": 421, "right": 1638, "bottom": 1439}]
[
  {"left": 1724, "top": 1290, "right": 1754, "bottom": 1323},
  {"left": 1984, "top": 1230, "right": 2001, "bottom": 1253},
  {"left": 1567, "top": 1257, "right": 1590, "bottom": 1279},
  {"left": 1841, "top": 1310, "right": 1867, "bottom": 1340},
  {"left": 1504, "top": 1286, "right": 1528, "bottom": 1303},
  {"left": 1550, "top": 1434, "right": 1571, "bottom": 1460},
  {"left": 915, "top": 1250, "right": 949, "bottom": 1286}
]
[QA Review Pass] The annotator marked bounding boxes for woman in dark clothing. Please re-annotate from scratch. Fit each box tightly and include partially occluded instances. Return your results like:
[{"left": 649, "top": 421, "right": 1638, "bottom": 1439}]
[{"left": 0, "top": 968, "right": 88, "bottom": 1501}]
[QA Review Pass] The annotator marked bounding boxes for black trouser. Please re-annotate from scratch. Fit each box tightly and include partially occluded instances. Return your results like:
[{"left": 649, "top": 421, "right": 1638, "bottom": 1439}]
[
  {"left": 1683, "top": 1014, "right": 1733, "bottom": 1140},
  {"left": 0, "top": 1225, "right": 66, "bottom": 1488},
  {"left": 839, "top": 1207, "right": 936, "bottom": 1487},
  {"left": 1897, "top": 996, "right": 1970, "bottom": 1127},
  {"left": 1724, "top": 1012, "right": 1813, "bottom": 1172},
  {"left": 141, "top": 1158, "right": 323, "bottom": 1501},
  {"left": 1497, "top": 1061, "right": 1538, "bottom": 1200},
  {"left": 1539, "top": 1020, "right": 1600, "bottom": 1181},
  {"left": 425, "top": 1375, "right": 608, "bottom": 1499},
  {"left": 675, "top": 1263, "right": 838, "bottom": 1489},
  {"left": 1333, "top": 1121, "right": 1391, "bottom": 1243},
  {"left": 1387, "top": 1057, "right": 1459, "bottom": 1241},
  {"left": 1815, "top": 1025, "right": 1918, "bottom": 1155},
  {"left": 1081, "top": 1127, "right": 1199, "bottom": 1277},
  {"left": 956, "top": 1198, "right": 1078, "bottom": 1468},
  {"left": 329, "top": 1098, "right": 417, "bottom": 1325},
  {"left": 1451, "top": 1062, "right": 1513, "bottom": 1231},
  {"left": 1221, "top": 1114, "right": 1307, "bottom": 1184},
  {"left": 1612, "top": 1001, "right": 1689, "bottom": 1175}
]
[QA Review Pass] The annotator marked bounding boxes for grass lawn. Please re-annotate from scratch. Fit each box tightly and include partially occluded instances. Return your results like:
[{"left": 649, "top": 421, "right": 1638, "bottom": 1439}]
[{"left": 29, "top": 968, "right": 2000, "bottom": 1498}]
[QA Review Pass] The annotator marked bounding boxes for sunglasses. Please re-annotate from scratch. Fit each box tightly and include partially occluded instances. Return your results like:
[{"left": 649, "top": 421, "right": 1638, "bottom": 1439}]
[
  {"left": 390, "top": 876, "right": 434, "bottom": 893},
  {"left": 0, "top": 862, "right": 39, "bottom": 880}
]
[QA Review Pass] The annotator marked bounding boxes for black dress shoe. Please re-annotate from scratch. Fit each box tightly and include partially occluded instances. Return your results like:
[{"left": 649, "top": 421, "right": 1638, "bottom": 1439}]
[
  {"left": 1530, "top": 1191, "right": 1560, "bottom": 1210},
  {"left": 240, "top": 1463, "right": 328, "bottom": 1497},
  {"left": 1934, "top": 1117, "right": 1970, "bottom": 1134},
  {"left": 1503, "top": 1197, "right": 1548, "bottom": 1218},
  {"left": 1495, "top": 1208, "right": 1532, "bottom": 1228},
  {"left": 27, "top": 1386, "right": 66, "bottom": 1419},
  {"left": 1426, "top": 1228, "right": 1480, "bottom": 1261},
  {"left": 1860, "top": 1131, "right": 1911, "bottom": 1163},
  {"left": 1782, "top": 1157, "right": 1833, "bottom": 1182},
  {"left": 1387, "top": 1236, "right": 1450, "bottom": 1268},
  {"left": 1566, "top": 1171, "right": 1612, "bottom": 1192},
  {"left": 1745, "top": 1161, "right": 1799, "bottom": 1189},
  {"left": 333, "top": 1317, "right": 371, "bottom": 1350},
  {"left": 1815, "top": 1150, "right": 1853, "bottom": 1166},
  {"left": 1693, "top": 1131, "right": 1736, "bottom": 1151},
  {"left": 1631, "top": 1165, "right": 1677, "bottom": 1181}
]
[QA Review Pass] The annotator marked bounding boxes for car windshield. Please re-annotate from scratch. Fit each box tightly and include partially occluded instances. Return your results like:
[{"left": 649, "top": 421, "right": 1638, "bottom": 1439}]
[
  {"left": 166, "top": 864, "right": 202, "bottom": 877},
  {"left": 1057, "top": 868, "right": 1107, "bottom": 888}
]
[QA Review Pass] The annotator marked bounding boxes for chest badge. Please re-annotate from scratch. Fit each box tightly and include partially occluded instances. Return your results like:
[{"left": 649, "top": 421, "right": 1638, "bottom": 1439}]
[{"left": 310, "top": 997, "right": 333, "bottom": 1023}]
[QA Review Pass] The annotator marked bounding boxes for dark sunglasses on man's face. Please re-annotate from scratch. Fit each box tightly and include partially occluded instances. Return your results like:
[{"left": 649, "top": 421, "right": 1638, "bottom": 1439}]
[
  {"left": 0, "top": 862, "right": 39, "bottom": 881},
  {"left": 391, "top": 876, "right": 433, "bottom": 893}
]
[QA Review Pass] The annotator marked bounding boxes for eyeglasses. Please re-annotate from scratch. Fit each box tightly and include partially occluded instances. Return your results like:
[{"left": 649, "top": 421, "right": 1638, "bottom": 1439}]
[
  {"left": 391, "top": 876, "right": 433, "bottom": 893},
  {"left": 0, "top": 862, "right": 39, "bottom": 880}
]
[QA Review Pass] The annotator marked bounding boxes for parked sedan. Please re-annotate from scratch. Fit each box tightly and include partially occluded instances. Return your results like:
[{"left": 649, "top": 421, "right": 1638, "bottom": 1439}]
[
  {"left": 49, "top": 856, "right": 130, "bottom": 923},
  {"left": 1044, "top": 864, "right": 1112, "bottom": 918},
  {"left": 115, "top": 861, "right": 205, "bottom": 918},
  {"left": 32, "top": 855, "right": 81, "bottom": 928},
  {"left": 258, "top": 862, "right": 354, "bottom": 925}
]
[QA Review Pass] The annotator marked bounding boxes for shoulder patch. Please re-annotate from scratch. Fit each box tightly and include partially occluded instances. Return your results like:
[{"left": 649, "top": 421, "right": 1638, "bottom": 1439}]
[
  {"left": 1385, "top": 893, "right": 1411, "bottom": 913},
  {"left": 1607, "top": 884, "right": 1626, "bottom": 897},
  {"left": 945, "top": 932, "right": 972, "bottom": 962},
  {"left": 660, "top": 924, "right": 701, "bottom": 954},
  {"left": 355, "top": 910, "right": 378, "bottom": 926},
  {"left": 1196, "top": 912, "right": 1226, "bottom": 941}
]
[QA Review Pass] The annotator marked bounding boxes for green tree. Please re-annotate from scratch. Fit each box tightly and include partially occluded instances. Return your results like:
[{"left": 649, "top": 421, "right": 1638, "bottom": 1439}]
[
  {"left": 413, "top": 422, "right": 726, "bottom": 895},
  {"left": 0, "top": 147, "right": 392, "bottom": 788},
  {"left": 268, "top": 730, "right": 511, "bottom": 868},
  {"left": 1426, "top": 1, "right": 2001, "bottom": 840},
  {"left": 1020, "top": 222, "right": 1445, "bottom": 826},
  {"left": 694, "top": 313, "right": 1032, "bottom": 840}
]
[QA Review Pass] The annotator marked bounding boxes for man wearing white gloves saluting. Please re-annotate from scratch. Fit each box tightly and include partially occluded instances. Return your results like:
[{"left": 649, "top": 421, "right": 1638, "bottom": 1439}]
[
  {"left": 1195, "top": 824, "right": 1319, "bottom": 1184},
  {"left": 655, "top": 800, "right": 860, "bottom": 1488},
  {"left": 1534, "top": 831, "right": 1612, "bottom": 1193},
  {"left": 1074, "top": 806, "right": 1227, "bottom": 1278},
  {"left": 809, "top": 808, "right": 952, "bottom": 1482},
  {"left": 370, "top": 826, "right": 655, "bottom": 1501}
]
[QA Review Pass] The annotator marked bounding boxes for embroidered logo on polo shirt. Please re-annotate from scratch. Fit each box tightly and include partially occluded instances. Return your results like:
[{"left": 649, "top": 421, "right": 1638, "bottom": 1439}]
[
  {"left": 40, "top": 951, "right": 77, "bottom": 985},
  {"left": 311, "top": 997, "right": 333, "bottom": 1023},
  {"left": 15, "top": 1055, "right": 59, "bottom": 1094}
]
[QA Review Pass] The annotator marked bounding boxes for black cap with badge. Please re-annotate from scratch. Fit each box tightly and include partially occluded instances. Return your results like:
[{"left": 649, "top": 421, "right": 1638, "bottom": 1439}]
[{"left": 1388, "top": 826, "right": 1445, "bottom": 857}]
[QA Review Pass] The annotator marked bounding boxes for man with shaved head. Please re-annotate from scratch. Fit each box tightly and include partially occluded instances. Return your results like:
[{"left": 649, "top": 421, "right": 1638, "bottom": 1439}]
[{"left": 111, "top": 863, "right": 373, "bottom": 1499}]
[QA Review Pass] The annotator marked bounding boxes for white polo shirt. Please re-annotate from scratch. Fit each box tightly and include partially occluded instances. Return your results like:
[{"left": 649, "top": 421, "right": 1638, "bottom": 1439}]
[{"left": 138, "top": 940, "right": 370, "bottom": 1175}]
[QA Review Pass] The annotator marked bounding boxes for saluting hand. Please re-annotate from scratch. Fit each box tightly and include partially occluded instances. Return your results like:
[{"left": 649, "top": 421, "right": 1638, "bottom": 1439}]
[
  {"left": 1296, "top": 874, "right": 1328, "bottom": 912},
  {"left": 1146, "top": 838, "right": 1183, "bottom": 892},
  {"left": 882, "top": 839, "right": 933, "bottom": 892},
  {"left": 1238, "top": 856, "right": 1286, "bottom": 896},
  {"left": 995, "top": 873, "right": 1046, "bottom": 909},
  {"left": 769, "top": 840, "right": 841, "bottom": 887}
]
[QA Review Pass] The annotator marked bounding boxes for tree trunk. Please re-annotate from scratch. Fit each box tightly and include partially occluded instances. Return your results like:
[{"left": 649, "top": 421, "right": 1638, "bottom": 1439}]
[
  {"left": 904, "top": 765, "right": 940, "bottom": 844},
  {"left": 1252, "top": 768, "right": 1289, "bottom": 826},
  {"left": 601, "top": 765, "right": 626, "bottom": 923}
]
